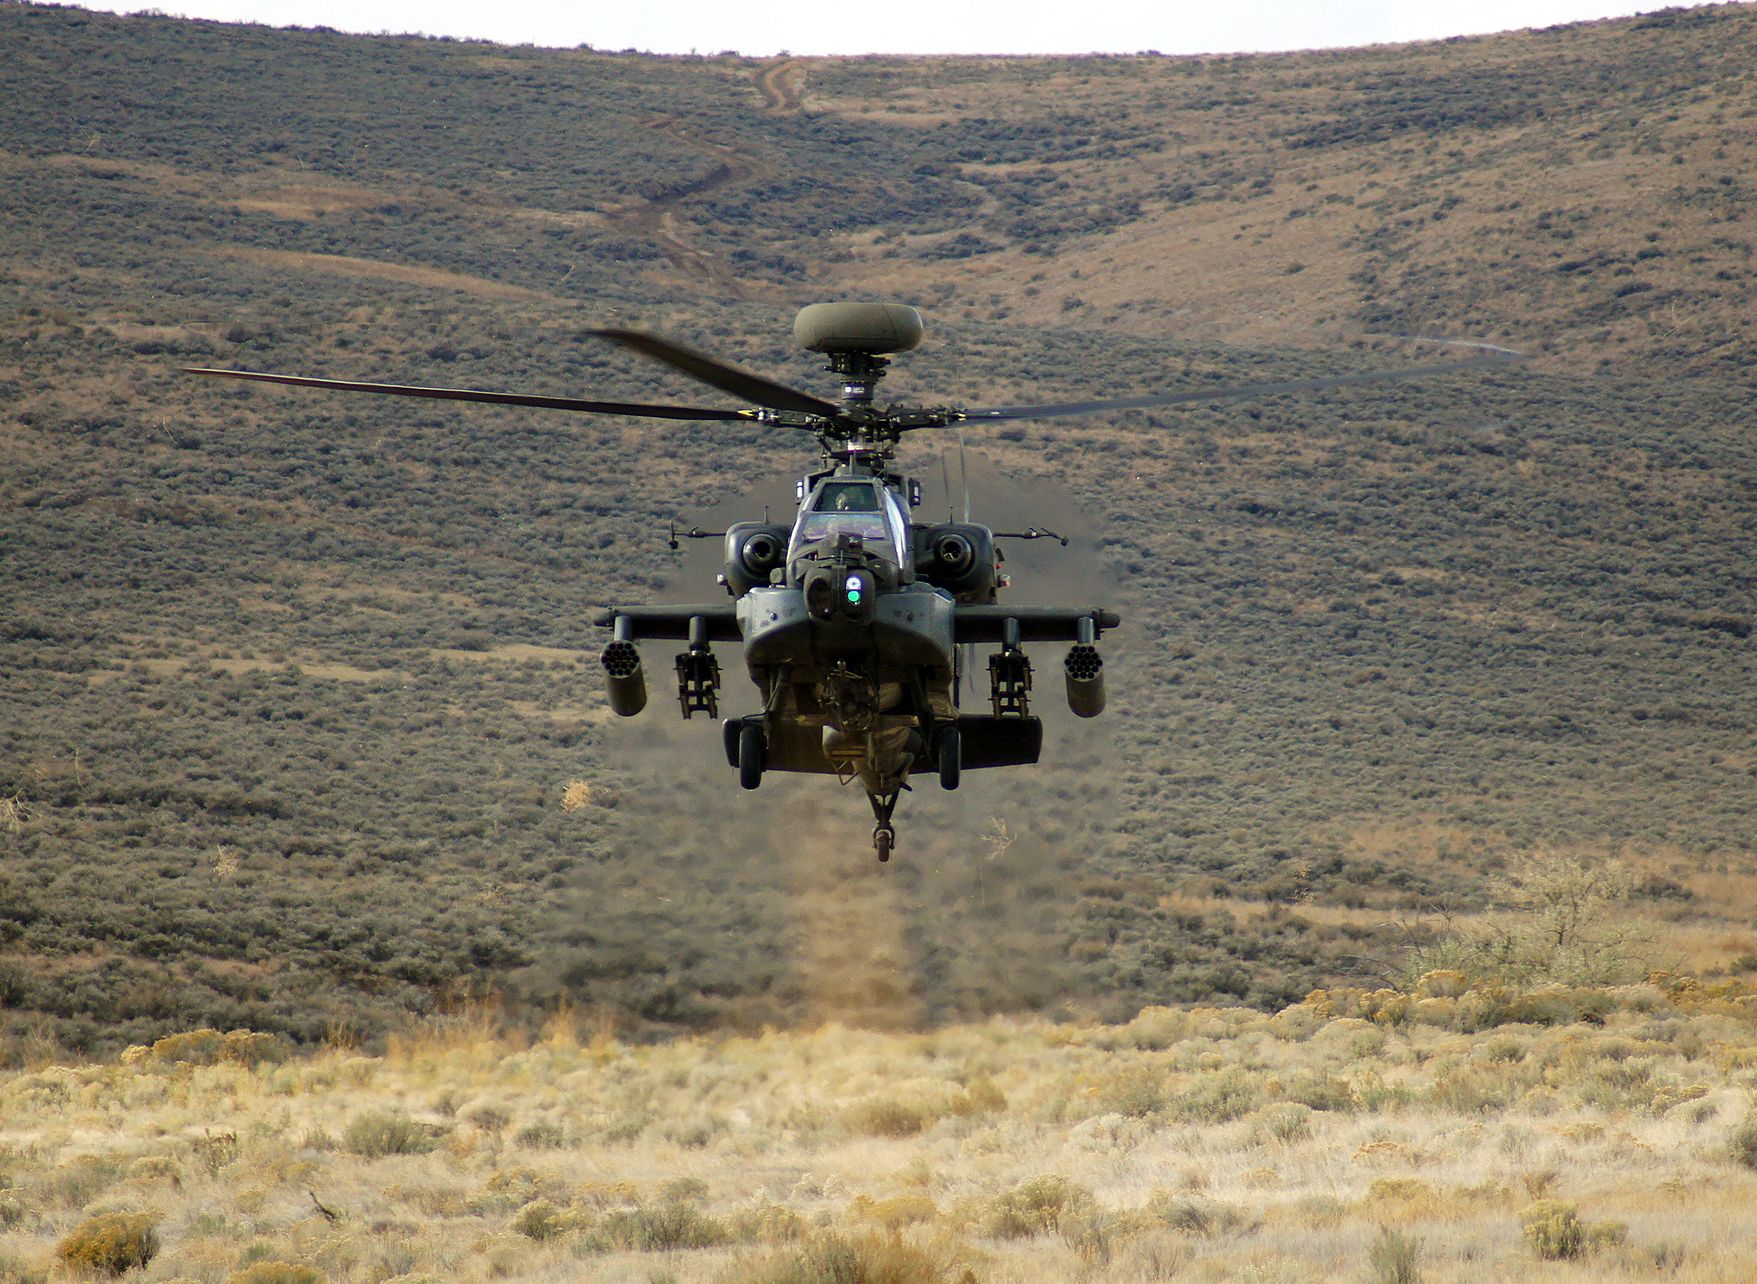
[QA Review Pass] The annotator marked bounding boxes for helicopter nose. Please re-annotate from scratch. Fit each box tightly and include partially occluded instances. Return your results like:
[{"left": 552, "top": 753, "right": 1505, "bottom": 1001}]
[{"left": 804, "top": 565, "right": 875, "bottom": 625}]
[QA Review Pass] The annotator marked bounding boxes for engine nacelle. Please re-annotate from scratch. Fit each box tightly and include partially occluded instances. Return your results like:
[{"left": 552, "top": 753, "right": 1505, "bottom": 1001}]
[
  {"left": 722, "top": 522, "right": 790, "bottom": 596},
  {"left": 914, "top": 523, "right": 995, "bottom": 601}
]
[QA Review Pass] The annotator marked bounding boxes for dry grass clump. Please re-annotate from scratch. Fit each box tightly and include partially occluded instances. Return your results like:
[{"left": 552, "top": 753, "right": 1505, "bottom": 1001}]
[
  {"left": 559, "top": 778, "right": 592, "bottom": 812},
  {"left": 54, "top": 1212, "right": 159, "bottom": 1275},
  {"left": 228, "top": 1263, "right": 326, "bottom": 1284}
]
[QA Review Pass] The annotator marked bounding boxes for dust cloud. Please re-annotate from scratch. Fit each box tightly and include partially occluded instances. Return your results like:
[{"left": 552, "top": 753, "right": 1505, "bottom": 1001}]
[{"left": 523, "top": 446, "right": 1128, "bottom": 1034}]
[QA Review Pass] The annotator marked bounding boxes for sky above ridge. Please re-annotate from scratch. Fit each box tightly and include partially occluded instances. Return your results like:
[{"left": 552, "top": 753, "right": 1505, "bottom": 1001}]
[{"left": 68, "top": 0, "right": 1727, "bottom": 55}]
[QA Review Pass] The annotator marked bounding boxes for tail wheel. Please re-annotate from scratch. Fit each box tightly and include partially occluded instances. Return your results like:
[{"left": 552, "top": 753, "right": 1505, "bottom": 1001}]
[
  {"left": 873, "top": 824, "right": 894, "bottom": 862},
  {"left": 738, "top": 721, "right": 766, "bottom": 790},
  {"left": 936, "top": 724, "right": 961, "bottom": 791}
]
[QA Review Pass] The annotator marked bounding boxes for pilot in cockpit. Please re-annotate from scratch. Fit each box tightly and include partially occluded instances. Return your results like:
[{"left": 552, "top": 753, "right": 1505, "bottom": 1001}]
[{"left": 819, "top": 482, "right": 879, "bottom": 513}]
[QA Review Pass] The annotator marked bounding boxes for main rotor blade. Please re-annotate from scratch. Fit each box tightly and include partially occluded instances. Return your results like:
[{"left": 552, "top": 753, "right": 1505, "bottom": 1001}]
[
  {"left": 590, "top": 328, "right": 844, "bottom": 420},
  {"left": 181, "top": 367, "right": 756, "bottom": 421},
  {"left": 961, "top": 354, "right": 1525, "bottom": 423}
]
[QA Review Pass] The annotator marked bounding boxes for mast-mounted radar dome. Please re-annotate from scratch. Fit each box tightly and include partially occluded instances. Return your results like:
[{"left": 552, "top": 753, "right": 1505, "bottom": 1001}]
[{"left": 795, "top": 302, "right": 924, "bottom": 355}]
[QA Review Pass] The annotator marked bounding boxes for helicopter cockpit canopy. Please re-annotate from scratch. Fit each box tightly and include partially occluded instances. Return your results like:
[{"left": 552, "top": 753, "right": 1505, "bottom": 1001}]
[{"left": 788, "top": 478, "right": 911, "bottom": 574}]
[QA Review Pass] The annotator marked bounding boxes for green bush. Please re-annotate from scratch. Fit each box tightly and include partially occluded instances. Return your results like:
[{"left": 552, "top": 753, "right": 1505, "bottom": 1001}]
[
  {"left": 591, "top": 1199, "right": 727, "bottom": 1252},
  {"left": 340, "top": 1111, "right": 444, "bottom": 1157},
  {"left": 1255, "top": 1102, "right": 1313, "bottom": 1144},
  {"left": 1367, "top": 1226, "right": 1423, "bottom": 1284},
  {"left": 512, "top": 1122, "right": 567, "bottom": 1150},
  {"left": 1170, "top": 1069, "right": 1261, "bottom": 1124},
  {"left": 55, "top": 1213, "right": 159, "bottom": 1276},
  {"left": 983, "top": 1176, "right": 1097, "bottom": 1239},
  {"left": 1728, "top": 1110, "right": 1757, "bottom": 1169}
]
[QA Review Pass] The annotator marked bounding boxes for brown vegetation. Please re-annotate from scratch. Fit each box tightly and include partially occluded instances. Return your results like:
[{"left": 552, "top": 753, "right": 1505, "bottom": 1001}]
[{"left": 2, "top": 981, "right": 1757, "bottom": 1279}]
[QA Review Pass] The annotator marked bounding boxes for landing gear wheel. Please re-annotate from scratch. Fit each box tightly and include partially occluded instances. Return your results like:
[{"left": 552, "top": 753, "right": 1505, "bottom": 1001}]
[
  {"left": 738, "top": 721, "right": 766, "bottom": 791},
  {"left": 873, "top": 824, "right": 894, "bottom": 863},
  {"left": 936, "top": 724, "right": 961, "bottom": 791}
]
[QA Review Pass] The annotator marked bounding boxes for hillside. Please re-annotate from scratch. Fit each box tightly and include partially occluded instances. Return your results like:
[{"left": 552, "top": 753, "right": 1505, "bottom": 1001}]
[{"left": 1, "top": 2, "right": 1755, "bottom": 1053}]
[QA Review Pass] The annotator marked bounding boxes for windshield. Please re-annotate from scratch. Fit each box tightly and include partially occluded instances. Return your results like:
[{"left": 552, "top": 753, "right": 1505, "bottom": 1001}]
[{"left": 789, "top": 480, "right": 910, "bottom": 569}]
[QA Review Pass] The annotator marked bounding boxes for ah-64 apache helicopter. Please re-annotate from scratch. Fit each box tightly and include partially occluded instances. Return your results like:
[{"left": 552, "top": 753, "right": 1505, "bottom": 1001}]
[{"left": 188, "top": 303, "right": 1516, "bottom": 860}]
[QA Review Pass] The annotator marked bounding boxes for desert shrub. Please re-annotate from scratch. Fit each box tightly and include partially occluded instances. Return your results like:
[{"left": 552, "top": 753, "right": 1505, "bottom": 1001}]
[
  {"left": 1646, "top": 1241, "right": 1688, "bottom": 1271},
  {"left": 1367, "top": 1226, "right": 1423, "bottom": 1284},
  {"left": 138, "top": 1028, "right": 284, "bottom": 1067},
  {"left": 55, "top": 1213, "right": 159, "bottom": 1276},
  {"left": 591, "top": 1199, "right": 727, "bottom": 1251},
  {"left": 0, "top": 1250, "right": 46, "bottom": 1284},
  {"left": 512, "top": 1199, "right": 568, "bottom": 1241},
  {"left": 1522, "top": 1201, "right": 1584, "bottom": 1261},
  {"left": 1518, "top": 1201, "right": 1622, "bottom": 1261},
  {"left": 660, "top": 1177, "right": 709, "bottom": 1205},
  {"left": 1096, "top": 1067, "right": 1164, "bottom": 1117},
  {"left": 1146, "top": 1192, "right": 1244, "bottom": 1237},
  {"left": 949, "top": 1076, "right": 1006, "bottom": 1117},
  {"left": 719, "top": 1230, "right": 948, "bottom": 1284},
  {"left": 1254, "top": 1102, "right": 1313, "bottom": 1144},
  {"left": 1727, "top": 1110, "right": 1757, "bottom": 1168},
  {"left": 37, "top": 1153, "right": 125, "bottom": 1209},
  {"left": 472, "top": 1166, "right": 571, "bottom": 1214},
  {"left": 1407, "top": 848, "right": 1651, "bottom": 990},
  {"left": 228, "top": 1263, "right": 325, "bottom": 1284},
  {"left": 190, "top": 1130, "right": 240, "bottom": 1175},
  {"left": 851, "top": 1195, "right": 937, "bottom": 1229},
  {"left": 1170, "top": 1069, "right": 1261, "bottom": 1123},
  {"left": 340, "top": 1111, "right": 444, "bottom": 1157},
  {"left": 513, "top": 1122, "right": 567, "bottom": 1150},
  {"left": 1116, "top": 1231, "right": 1192, "bottom": 1279},
  {"left": 125, "top": 1154, "right": 182, "bottom": 1185},
  {"left": 845, "top": 1097, "right": 935, "bottom": 1138},
  {"left": 1427, "top": 1061, "right": 1533, "bottom": 1114},
  {"left": 1283, "top": 1071, "right": 1355, "bottom": 1112},
  {"left": 983, "top": 1176, "right": 1097, "bottom": 1239},
  {"left": 1060, "top": 1209, "right": 1118, "bottom": 1266},
  {"left": 457, "top": 1101, "right": 510, "bottom": 1134},
  {"left": 728, "top": 1203, "right": 807, "bottom": 1245},
  {"left": 1414, "top": 969, "right": 1470, "bottom": 998}
]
